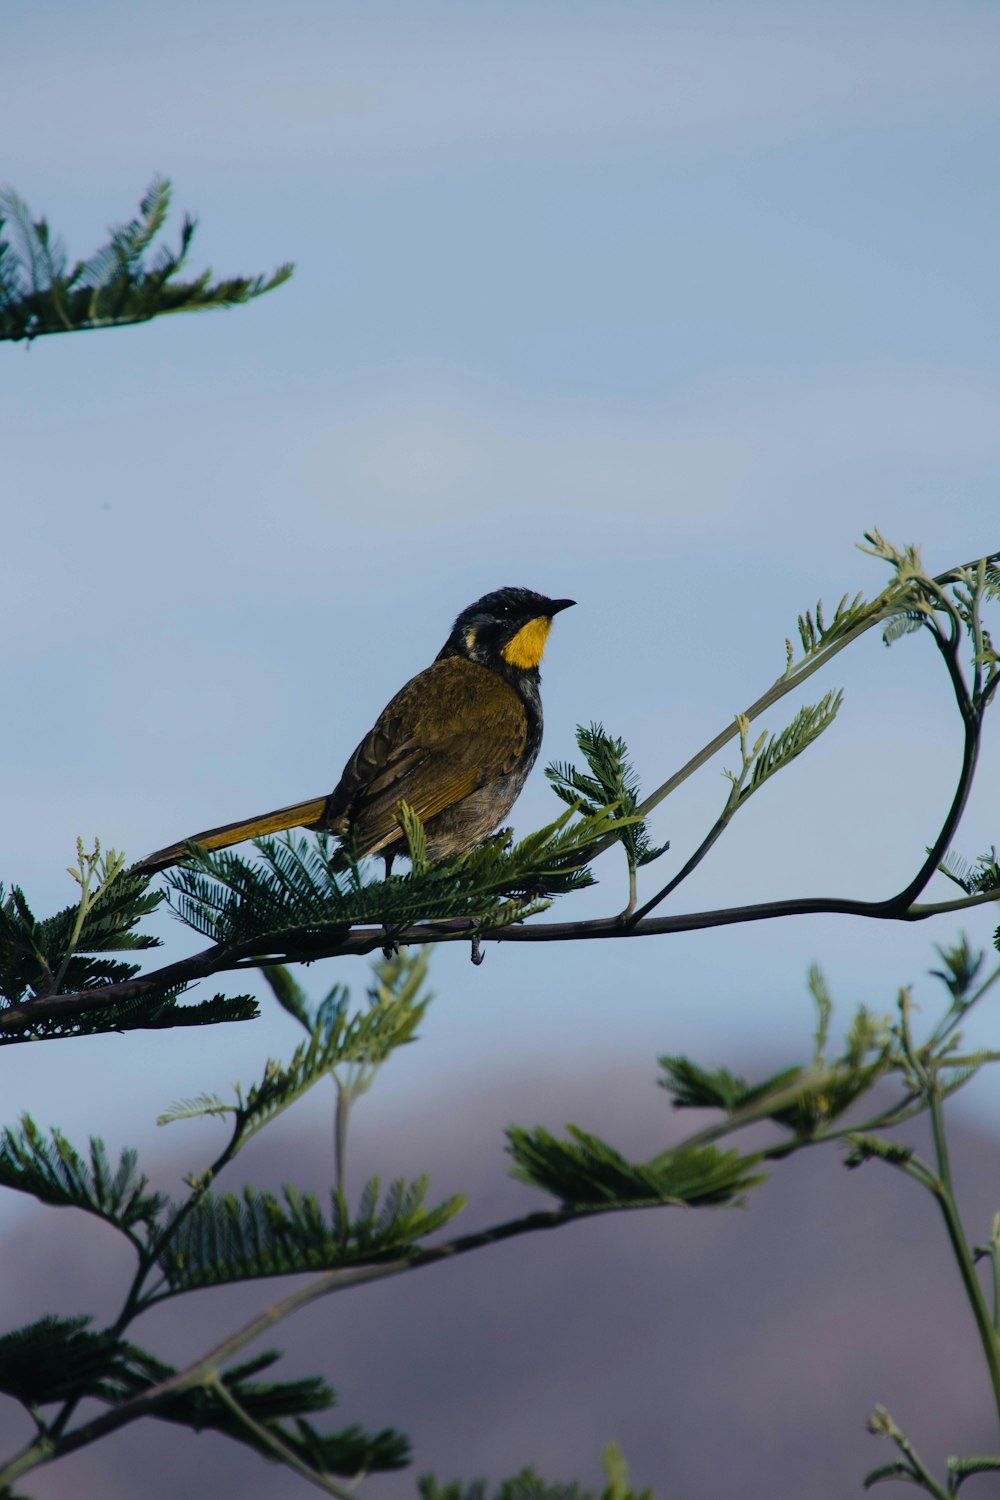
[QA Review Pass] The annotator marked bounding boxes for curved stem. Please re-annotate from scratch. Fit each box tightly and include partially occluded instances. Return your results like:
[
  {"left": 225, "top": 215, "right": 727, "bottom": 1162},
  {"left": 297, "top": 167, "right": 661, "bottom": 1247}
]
[
  {"left": 4, "top": 556, "right": 997, "bottom": 1036},
  {"left": 924, "top": 1085, "right": 1000, "bottom": 1423},
  {"left": 208, "top": 1375, "right": 363, "bottom": 1499},
  {"left": 628, "top": 800, "right": 737, "bottom": 927}
]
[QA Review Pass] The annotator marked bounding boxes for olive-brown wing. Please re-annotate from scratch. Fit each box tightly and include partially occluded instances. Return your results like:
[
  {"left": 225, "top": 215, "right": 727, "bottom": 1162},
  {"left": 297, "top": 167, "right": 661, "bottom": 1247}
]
[{"left": 325, "top": 656, "right": 529, "bottom": 857}]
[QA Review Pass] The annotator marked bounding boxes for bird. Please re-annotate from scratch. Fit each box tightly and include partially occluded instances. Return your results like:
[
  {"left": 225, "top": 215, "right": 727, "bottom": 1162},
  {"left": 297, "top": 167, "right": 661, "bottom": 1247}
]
[{"left": 135, "top": 587, "right": 576, "bottom": 877}]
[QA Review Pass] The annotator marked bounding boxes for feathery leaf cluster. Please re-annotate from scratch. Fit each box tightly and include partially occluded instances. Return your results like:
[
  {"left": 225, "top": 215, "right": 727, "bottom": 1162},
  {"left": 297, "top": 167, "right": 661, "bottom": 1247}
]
[
  {"left": 0, "top": 848, "right": 258, "bottom": 1040},
  {"left": 547, "top": 723, "right": 668, "bottom": 869},
  {"left": 938, "top": 848, "right": 1000, "bottom": 899},
  {"left": 0, "top": 179, "right": 291, "bottom": 342},
  {"left": 420, "top": 1444, "right": 650, "bottom": 1500},
  {"left": 160, "top": 950, "right": 431, "bottom": 1142},
  {"left": 659, "top": 1058, "right": 805, "bottom": 1114},
  {"left": 0, "top": 1117, "right": 167, "bottom": 1242},
  {"left": 507, "top": 1125, "right": 765, "bottom": 1209},
  {"left": 159, "top": 1176, "right": 464, "bottom": 1291},
  {"left": 165, "top": 807, "right": 617, "bottom": 952},
  {"left": 788, "top": 589, "right": 872, "bottom": 670},
  {"left": 104, "top": 1343, "right": 411, "bottom": 1477},
  {"left": 741, "top": 690, "right": 843, "bottom": 800},
  {"left": 0, "top": 870, "right": 160, "bottom": 1003},
  {"left": 0, "top": 1316, "right": 162, "bottom": 1408},
  {"left": 660, "top": 973, "right": 892, "bottom": 1140},
  {"left": 0, "top": 985, "right": 259, "bottom": 1046}
]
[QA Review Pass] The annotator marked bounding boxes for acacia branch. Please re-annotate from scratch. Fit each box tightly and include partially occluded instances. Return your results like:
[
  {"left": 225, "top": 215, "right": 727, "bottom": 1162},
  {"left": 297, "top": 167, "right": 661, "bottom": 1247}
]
[
  {"left": 21, "top": 1206, "right": 584, "bottom": 1473},
  {"left": 4, "top": 693, "right": 986, "bottom": 1030},
  {"left": 2, "top": 548, "right": 996, "bottom": 1038},
  {"left": 207, "top": 1376, "right": 359, "bottom": 1500},
  {"left": 630, "top": 549, "right": 993, "bottom": 827},
  {"left": 4, "top": 882, "right": 998, "bottom": 1041}
]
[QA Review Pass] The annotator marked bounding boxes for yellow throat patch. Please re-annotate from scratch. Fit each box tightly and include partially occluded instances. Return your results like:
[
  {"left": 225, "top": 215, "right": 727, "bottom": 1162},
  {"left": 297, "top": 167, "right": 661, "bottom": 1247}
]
[{"left": 502, "top": 615, "right": 552, "bottom": 669}]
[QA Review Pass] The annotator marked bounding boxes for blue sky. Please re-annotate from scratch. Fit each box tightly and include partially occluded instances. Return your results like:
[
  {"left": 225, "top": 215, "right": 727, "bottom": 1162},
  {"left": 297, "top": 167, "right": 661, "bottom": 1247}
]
[{"left": 3, "top": 1, "right": 1000, "bottom": 1168}]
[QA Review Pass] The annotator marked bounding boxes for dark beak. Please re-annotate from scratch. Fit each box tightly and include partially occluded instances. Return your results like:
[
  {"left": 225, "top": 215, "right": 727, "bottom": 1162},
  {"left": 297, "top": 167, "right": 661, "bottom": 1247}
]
[{"left": 548, "top": 598, "right": 576, "bottom": 615}]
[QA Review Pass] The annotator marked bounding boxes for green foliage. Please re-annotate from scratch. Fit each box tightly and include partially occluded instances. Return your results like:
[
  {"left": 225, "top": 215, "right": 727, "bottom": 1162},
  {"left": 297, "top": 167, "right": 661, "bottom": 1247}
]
[
  {"left": 860, "top": 534, "right": 1000, "bottom": 716},
  {"left": 659, "top": 1057, "right": 805, "bottom": 1114},
  {"left": 844, "top": 1136, "right": 915, "bottom": 1170},
  {"left": 258, "top": 960, "right": 314, "bottom": 1028},
  {"left": 547, "top": 723, "right": 669, "bottom": 869},
  {"left": 165, "top": 807, "right": 619, "bottom": 952},
  {"left": 0, "top": 1117, "right": 167, "bottom": 1243},
  {"left": 930, "top": 937, "right": 987, "bottom": 1004},
  {"left": 783, "top": 535, "right": 1000, "bottom": 689},
  {"left": 945, "top": 1458, "right": 1000, "bottom": 1494},
  {"left": 158, "top": 1176, "right": 464, "bottom": 1291},
  {"left": 0, "top": 179, "right": 291, "bottom": 342},
  {"left": 938, "top": 847, "right": 1000, "bottom": 898},
  {"left": 397, "top": 800, "right": 431, "bottom": 875},
  {"left": 919, "top": 935, "right": 1000, "bottom": 1057},
  {"left": 881, "top": 612, "right": 925, "bottom": 646},
  {"left": 0, "top": 983, "right": 259, "bottom": 1046},
  {"left": 152, "top": 950, "right": 459, "bottom": 1292},
  {"left": 0, "top": 843, "right": 258, "bottom": 1041},
  {"left": 861, "top": 1404, "right": 1000, "bottom": 1494},
  {"left": 0, "top": 1316, "right": 160, "bottom": 1408},
  {"left": 160, "top": 949, "right": 431, "bottom": 1142},
  {"left": 420, "top": 1444, "right": 650, "bottom": 1500},
  {"left": 507, "top": 1125, "right": 765, "bottom": 1209},
  {"left": 117, "top": 1347, "right": 411, "bottom": 1476},
  {"left": 787, "top": 589, "right": 872, "bottom": 669},
  {"left": 1, "top": 533, "right": 999, "bottom": 1495},
  {"left": 268, "top": 944, "right": 430, "bottom": 1043},
  {"left": 736, "top": 690, "right": 843, "bottom": 802},
  {"left": 662, "top": 975, "right": 891, "bottom": 1141},
  {"left": 0, "top": 868, "right": 161, "bottom": 1004}
]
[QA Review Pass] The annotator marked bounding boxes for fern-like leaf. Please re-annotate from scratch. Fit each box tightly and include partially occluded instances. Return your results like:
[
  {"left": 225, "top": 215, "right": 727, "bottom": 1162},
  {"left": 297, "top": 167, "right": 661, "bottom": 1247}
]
[
  {"left": 0, "top": 869, "right": 162, "bottom": 1004},
  {"left": 158, "top": 1176, "right": 464, "bottom": 1290},
  {"left": 113, "top": 1346, "right": 411, "bottom": 1474},
  {"left": 658, "top": 1057, "right": 804, "bottom": 1113},
  {"left": 0, "top": 1315, "right": 162, "bottom": 1408},
  {"left": 546, "top": 723, "right": 669, "bottom": 869},
  {"left": 419, "top": 1443, "right": 650, "bottom": 1500},
  {"left": 786, "top": 590, "right": 872, "bottom": 671},
  {"left": 741, "top": 690, "right": 843, "bottom": 801},
  {"left": 0, "top": 985, "right": 258, "bottom": 1046},
  {"left": 165, "top": 805, "right": 620, "bottom": 953},
  {"left": 0, "top": 179, "right": 292, "bottom": 342},
  {"left": 937, "top": 848, "right": 1000, "bottom": 897},
  {"left": 0, "top": 1117, "right": 167, "bottom": 1241},
  {"left": 506, "top": 1125, "right": 765, "bottom": 1209}
]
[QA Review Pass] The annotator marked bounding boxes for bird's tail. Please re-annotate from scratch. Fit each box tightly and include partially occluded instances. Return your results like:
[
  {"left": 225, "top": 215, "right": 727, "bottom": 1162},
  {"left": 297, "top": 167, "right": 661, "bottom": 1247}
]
[{"left": 132, "top": 795, "right": 330, "bottom": 876}]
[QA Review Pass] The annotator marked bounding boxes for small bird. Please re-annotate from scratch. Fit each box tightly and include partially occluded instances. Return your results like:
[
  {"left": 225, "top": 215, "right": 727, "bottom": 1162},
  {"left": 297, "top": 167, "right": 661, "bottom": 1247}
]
[{"left": 136, "top": 587, "right": 575, "bottom": 876}]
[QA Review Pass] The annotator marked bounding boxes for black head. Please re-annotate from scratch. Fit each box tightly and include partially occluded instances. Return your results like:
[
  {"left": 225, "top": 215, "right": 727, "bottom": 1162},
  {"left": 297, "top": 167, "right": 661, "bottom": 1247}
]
[{"left": 440, "top": 587, "right": 576, "bottom": 673}]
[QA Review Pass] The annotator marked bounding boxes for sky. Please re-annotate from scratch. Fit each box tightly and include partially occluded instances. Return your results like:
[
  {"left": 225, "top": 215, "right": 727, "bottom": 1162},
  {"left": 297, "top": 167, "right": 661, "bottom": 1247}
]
[
  {"left": 2, "top": 0, "right": 1000, "bottom": 1440},
  {"left": 2, "top": 0, "right": 999, "bottom": 1105}
]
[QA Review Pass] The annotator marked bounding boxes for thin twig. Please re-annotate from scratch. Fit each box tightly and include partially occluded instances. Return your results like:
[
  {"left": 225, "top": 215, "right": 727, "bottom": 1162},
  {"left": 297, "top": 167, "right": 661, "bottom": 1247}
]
[
  {"left": 208, "top": 1374, "right": 363, "bottom": 1500},
  {"left": 3, "top": 551, "right": 997, "bottom": 1037},
  {"left": 27, "top": 1206, "right": 585, "bottom": 1468}
]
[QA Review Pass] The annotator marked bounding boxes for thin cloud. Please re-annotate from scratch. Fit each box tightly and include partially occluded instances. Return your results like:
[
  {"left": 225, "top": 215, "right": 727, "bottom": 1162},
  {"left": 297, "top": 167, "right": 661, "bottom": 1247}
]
[
  {"left": 4, "top": 10, "right": 1000, "bottom": 176},
  {"left": 296, "top": 369, "right": 1000, "bottom": 538}
]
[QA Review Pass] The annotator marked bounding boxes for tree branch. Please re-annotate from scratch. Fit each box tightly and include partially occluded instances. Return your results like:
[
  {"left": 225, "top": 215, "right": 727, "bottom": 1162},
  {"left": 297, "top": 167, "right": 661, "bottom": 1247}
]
[
  {"left": 28, "top": 1206, "right": 585, "bottom": 1468},
  {"left": 3, "top": 547, "right": 996, "bottom": 1037}
]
